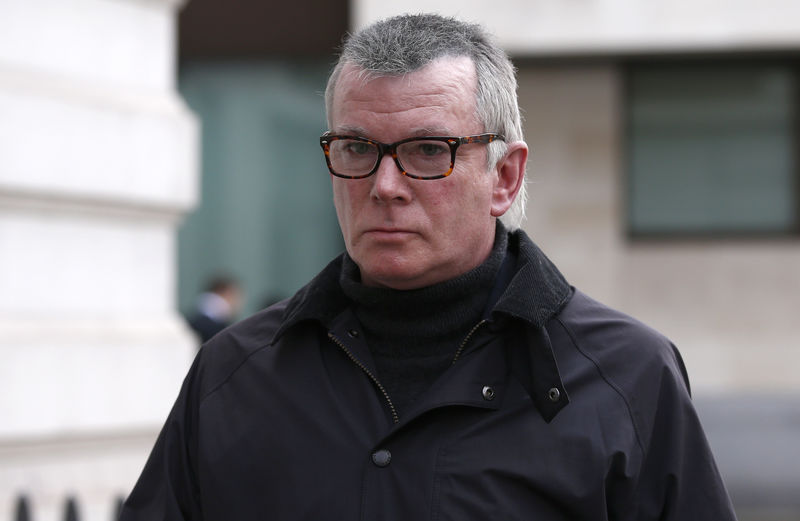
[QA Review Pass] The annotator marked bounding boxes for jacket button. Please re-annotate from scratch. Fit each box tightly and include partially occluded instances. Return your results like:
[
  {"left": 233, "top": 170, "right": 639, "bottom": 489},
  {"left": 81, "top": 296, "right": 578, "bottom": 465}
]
[
  {"left": 372, "top": 449, "right": 391, "bottom": 467},
  {"left": 482, "top": 386, "right": 495, "bottom": 401},
  {"left": 347, "top": 329, "right": 359, "bottom": 338},
  {"left": 548, "top": 387, "right": 561, "bottom": 403}
]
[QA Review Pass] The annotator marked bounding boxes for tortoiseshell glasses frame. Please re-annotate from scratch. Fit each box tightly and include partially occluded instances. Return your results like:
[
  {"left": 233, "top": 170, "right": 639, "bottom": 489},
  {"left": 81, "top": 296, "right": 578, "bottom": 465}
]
[{"left": 319, "top": 133, "right": 505, "bottom": 180}]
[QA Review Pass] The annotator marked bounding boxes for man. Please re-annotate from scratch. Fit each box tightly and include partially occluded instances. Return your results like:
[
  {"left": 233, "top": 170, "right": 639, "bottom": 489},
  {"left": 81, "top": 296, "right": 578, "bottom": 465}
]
[
  {"left": 120, "top": 14, "right": 737, "bottom": 521},
  {"left": 185, "top": 276, "right": 242, "bottom": 343}
]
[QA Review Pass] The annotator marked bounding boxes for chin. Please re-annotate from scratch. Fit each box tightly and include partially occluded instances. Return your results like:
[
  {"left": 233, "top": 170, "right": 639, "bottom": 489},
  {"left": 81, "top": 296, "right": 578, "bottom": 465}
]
[{"left": 358, "top": 260, "right": 426, "bottom": 290}]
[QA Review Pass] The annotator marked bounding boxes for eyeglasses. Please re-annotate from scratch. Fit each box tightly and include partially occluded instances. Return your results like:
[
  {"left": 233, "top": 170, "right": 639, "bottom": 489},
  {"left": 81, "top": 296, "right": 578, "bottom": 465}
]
[{"left": 319, "top": 133, "right": 505, "bottom": 180}]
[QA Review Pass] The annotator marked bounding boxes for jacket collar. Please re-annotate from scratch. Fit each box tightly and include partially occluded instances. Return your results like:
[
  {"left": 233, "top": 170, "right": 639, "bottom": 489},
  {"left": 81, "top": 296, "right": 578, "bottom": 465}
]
[
  {"left": 487, "top": 228, "right": 572, "bottom": 328},
  {"left": 476, "top": 229, "right": 573, "bottom": 422},
  {"left": 275, "top": 228, "right": 573, "bottom": 422},
  {"left": 276, "top": 254, "right": 351, "bottom": 339}
]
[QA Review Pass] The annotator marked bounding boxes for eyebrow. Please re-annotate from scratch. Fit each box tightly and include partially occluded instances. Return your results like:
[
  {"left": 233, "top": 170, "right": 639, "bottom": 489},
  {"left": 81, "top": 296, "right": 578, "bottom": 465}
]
[
  {"left": 335, "top": 125, "right": 369, "bottom": 136},
  {"left": 412, "top": 127, "right": 453, "bottom": 136},
  {"left": 333, "top": 126, "right": 455, "bottom": 138}
]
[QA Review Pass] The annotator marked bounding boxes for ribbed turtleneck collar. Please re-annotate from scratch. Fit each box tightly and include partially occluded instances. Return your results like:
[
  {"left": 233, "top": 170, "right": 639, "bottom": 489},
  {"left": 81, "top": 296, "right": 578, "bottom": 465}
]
[
  {"left": 340, "top": 223, "right": 508, "bottom": 341},
  {"left": 338, "top": 223, "right": 510, "bottom": 415}
]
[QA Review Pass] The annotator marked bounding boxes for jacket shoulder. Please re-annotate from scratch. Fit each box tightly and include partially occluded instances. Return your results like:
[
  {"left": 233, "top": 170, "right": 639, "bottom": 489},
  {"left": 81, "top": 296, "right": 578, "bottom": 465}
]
[
  {"left": 551, "top": 290, "right": 736, "bottom": 518},
  {"left": 551, "top": 289, "right": 691, "bottom": 449},
  {"left": 193, "top": 299, "right": 290, "bottom": 400}
]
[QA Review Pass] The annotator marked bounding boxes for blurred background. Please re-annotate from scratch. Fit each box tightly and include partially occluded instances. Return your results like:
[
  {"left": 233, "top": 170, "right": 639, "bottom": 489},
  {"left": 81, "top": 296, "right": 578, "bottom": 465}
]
[{"left": 1, "top": 0, "right": 799, "bottom": 520}]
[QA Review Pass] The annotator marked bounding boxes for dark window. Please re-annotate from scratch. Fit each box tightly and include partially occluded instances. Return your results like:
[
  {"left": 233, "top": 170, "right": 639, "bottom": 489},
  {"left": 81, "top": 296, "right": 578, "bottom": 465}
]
[{"left": 626, "top": 61, "right": 799, "bottom": 237}]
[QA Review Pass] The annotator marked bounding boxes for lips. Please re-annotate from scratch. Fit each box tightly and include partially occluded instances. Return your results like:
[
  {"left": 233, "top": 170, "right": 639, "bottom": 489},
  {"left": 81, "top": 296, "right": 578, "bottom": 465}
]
[
  {"left": 367, "top": 227, "right": 412, "bottom": 233},
  {"left": 363, "top": 227, "right": 417, "bottom": 240}
]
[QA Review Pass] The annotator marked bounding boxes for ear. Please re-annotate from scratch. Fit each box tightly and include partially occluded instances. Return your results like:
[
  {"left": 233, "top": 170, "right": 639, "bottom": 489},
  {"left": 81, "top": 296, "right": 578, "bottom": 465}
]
[{"left": 490, "top": 142, "right": 528, "bottom": 217}]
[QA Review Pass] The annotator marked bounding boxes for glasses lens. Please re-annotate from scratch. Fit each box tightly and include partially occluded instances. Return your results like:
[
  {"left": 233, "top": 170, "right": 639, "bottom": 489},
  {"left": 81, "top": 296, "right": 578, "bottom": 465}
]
[
  {"left": 328, "top": 139, "right": 378, "bottom": 177},
  {"left": 396, "top": 139, "right": 452, "bottom": 178}
]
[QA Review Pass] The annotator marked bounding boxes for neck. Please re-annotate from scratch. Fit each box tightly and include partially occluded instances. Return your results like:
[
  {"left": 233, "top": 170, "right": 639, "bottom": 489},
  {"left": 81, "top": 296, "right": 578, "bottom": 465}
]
[{"left": 338, "top": 223, "right": 509, "bottom": 415}]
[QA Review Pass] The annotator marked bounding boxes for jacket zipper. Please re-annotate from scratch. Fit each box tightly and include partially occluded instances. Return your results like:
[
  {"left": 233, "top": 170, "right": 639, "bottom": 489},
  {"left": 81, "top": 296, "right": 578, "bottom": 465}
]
[
  {"left": 451, "top": 319, "right": 487, "bottom": 364},
  {"left": 328, "top": 332, "right": 400, "bottom": 424}
]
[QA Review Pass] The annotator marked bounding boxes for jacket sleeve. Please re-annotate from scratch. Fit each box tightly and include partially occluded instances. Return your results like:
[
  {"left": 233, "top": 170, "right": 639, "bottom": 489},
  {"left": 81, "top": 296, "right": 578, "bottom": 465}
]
[
  {"left": 633, "top": 343, "right": 737, "bottom": 521},
  {"left": 119, "top": 356, "right": 204, "bottom": 521}
]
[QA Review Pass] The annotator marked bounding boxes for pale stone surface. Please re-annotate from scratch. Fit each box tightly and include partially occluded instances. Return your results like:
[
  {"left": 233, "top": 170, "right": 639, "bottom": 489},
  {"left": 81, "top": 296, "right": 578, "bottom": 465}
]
[
  {"left": 0, "top": 317, "right": 193, "bottom": 437},
  {"left": 0, "top": 0, "right": 178, "bottom": 91},
  {"left": 0, "top": 0, "right": 197, "bottom": 519},
  {"left": 0, "top": 65, "right": 198, "bottom": 211},
  {"left": 354, "top": 0, "right": 800, "bottom": 54},
  {"left": 0, "top": 205, "right": 175, "bottom": 317}
]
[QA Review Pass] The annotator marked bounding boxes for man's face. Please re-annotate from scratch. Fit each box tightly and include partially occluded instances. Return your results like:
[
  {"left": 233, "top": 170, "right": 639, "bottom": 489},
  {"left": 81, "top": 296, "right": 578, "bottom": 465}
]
[{"left": 329, "top": 57, "right": 501, "bottom": 290}]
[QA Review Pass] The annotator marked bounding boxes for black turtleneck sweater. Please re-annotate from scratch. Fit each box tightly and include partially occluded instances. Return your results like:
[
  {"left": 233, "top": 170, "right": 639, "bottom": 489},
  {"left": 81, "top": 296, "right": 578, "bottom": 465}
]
[{"left": 340, "top": 224, "right": 509, "bottom": 418}]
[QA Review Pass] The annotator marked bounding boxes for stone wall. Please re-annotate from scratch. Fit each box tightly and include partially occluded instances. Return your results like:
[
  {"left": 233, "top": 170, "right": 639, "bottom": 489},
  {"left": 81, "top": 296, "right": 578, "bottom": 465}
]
[{"left": 0, "top": 0, "right": 198, "bottom": 519}]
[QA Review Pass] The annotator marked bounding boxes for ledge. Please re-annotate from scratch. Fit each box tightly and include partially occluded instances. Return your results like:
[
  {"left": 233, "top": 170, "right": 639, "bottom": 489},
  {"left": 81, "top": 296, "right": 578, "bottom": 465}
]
[{"left": 0, "top": 63, "right": 199, "bottom": 213}]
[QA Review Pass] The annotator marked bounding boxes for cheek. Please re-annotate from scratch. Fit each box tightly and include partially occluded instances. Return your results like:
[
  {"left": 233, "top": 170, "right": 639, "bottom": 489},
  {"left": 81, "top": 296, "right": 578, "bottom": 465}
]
[
  {"left": 421, "top": 185, "right": 478, "bottom": 239},
  {"left": 417, "top": 182, "right": 453, "bottom": 217},
  {"left": 437, "top": 169, "right": 493, "bottom": 215},
  {"left": 437, "top": 178, "right": 494, "bottom": 242},
  {"left": 331, "top": 182, "right": 352, "bottom": 227},
  {"left": 332, "top": 180, "right": 369, "bottom": 230},
  {"left": 333, "top": 179, "right": 356, "bottom": 208}
]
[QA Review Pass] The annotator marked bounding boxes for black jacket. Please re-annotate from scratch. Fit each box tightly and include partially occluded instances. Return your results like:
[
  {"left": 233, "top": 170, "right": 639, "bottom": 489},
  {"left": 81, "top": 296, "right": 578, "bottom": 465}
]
[{"left": 120, "top": 230, "right": 736, "bottom": 520}]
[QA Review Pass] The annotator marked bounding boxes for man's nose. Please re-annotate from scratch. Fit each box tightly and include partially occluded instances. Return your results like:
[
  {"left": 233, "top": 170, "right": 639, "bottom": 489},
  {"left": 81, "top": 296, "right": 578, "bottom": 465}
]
[{"left": 369, "top": 153, "right": 411, "bottom": 203}]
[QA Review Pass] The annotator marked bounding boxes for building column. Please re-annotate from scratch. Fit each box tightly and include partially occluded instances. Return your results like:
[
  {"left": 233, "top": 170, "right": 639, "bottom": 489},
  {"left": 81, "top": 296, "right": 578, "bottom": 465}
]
[{"left": 0, "top": 0, "right": 198, "bottom": 519}]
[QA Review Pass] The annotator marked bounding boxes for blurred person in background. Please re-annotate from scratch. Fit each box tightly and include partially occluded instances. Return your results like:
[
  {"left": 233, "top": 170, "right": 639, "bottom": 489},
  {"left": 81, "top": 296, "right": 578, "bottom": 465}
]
[
  {"left": 120, "top": 13, "right": 736, "bottom": 520},
  {"left": 185, "top": 275, "right": 242, "bottom": 343}
]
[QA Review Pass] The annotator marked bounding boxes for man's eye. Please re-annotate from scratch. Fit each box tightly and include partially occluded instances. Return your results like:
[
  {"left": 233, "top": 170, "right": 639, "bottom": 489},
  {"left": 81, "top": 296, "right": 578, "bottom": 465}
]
[
  {"left": 345, "top": 142, "right": 373, "bottom": 155},
  {"left": 409, "top": 142, "right": 448, "bottom": 156}
]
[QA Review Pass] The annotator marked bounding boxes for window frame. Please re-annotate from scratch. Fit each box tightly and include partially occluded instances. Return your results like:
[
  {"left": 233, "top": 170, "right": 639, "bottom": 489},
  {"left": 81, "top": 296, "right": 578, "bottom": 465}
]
[{"left": 622, "top": 55, "right": 800, "bottom": 241}]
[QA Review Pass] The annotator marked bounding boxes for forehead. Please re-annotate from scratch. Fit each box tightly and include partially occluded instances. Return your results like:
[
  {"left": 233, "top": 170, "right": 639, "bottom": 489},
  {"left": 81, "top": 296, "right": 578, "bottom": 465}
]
[{"left": 330, "top": 56, "right": 479, "bottom": 135}]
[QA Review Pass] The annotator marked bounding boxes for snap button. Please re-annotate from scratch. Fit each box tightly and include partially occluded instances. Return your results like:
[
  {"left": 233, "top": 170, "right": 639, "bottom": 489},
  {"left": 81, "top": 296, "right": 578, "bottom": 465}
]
[
  {"left": 547, "top": 387, "right": 561, "bottom": 403},
  {"left": 482, "top": 386, "right": 495, "bottom": 401},
  {"left": 372, "top": 449, "right": 391, "bottom": 467},
  {"left": 347, "top": 329, "right": 359, "bottom": 338}
]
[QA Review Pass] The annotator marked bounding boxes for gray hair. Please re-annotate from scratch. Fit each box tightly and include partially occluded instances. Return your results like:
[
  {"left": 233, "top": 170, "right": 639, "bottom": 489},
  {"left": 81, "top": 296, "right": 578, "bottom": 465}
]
[{"left": 324, "top": 13, "right": 527, "bottom": 230}]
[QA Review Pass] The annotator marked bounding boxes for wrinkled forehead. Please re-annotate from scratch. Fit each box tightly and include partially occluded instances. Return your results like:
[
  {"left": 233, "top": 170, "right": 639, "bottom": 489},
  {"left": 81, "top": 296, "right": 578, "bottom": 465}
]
[
  {"left": 329, "top": 56, "right": 479, "bottom": 122},
  {"left": 342, "top": 51, "right": 473, "bottom": 79}
]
